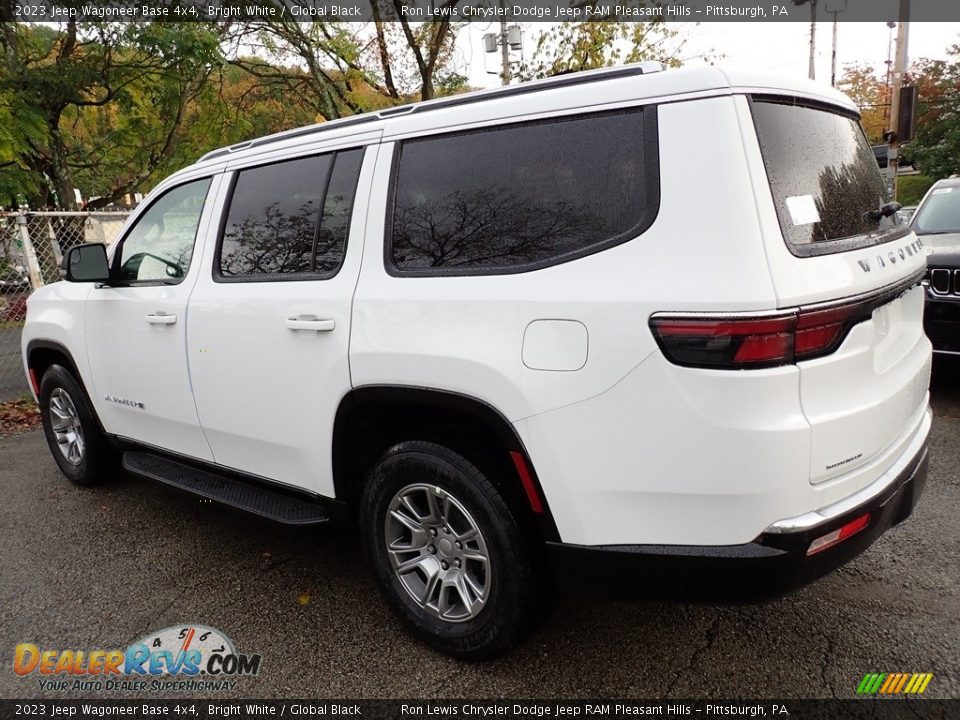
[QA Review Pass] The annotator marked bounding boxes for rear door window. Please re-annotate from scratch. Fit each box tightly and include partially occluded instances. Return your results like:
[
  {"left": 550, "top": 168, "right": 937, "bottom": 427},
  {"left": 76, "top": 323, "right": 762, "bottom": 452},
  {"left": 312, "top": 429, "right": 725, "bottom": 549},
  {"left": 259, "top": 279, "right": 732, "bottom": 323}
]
[
  {"left": 217, "top": 149, "right": 363, "bottom": 281},
  {"left": 751, "top": 98, "right": 908, "bottom": 256}
]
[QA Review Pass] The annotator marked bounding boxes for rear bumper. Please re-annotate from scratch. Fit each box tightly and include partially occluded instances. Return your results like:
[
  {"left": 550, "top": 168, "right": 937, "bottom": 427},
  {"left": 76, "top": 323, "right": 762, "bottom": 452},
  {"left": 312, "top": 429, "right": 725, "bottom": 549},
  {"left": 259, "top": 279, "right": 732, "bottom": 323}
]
[{"left": 546, "top": 423, "right": 929, "bottom": 599}]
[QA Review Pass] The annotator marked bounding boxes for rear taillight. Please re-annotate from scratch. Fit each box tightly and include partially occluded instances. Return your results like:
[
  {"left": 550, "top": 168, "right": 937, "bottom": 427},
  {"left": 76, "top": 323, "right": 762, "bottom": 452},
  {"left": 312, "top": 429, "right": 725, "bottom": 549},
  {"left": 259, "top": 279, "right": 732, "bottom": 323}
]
[
  {"left": 651, "top": 272, "right": 923, "bottom": 370},
  {"left": 649, "top": 315, "right": 795, "bottom": 368},
  {"left": 794, "top": 305, "right": 854, "bottom": 359},
  {"left": 651, "top": 300, "right": 875, "bottom": 369}
]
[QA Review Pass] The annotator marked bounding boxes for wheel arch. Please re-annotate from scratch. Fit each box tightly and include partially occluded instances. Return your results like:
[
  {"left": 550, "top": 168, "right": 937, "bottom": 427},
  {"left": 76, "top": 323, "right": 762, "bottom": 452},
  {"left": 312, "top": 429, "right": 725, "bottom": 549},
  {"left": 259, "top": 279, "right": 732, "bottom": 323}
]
[
  {"left": 26, "top": 339, "right": 87, "bottom": 394},
  {"left": 332, "top": 385, "right": 560, "bottom": 542}
]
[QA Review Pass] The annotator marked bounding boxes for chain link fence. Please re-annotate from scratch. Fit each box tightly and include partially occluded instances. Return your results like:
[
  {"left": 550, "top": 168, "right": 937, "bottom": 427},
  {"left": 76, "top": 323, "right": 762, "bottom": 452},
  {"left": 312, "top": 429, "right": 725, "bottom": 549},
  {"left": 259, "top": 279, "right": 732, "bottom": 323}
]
[{"left": 0, "top": 211, "right": 131, "bottom": 402}]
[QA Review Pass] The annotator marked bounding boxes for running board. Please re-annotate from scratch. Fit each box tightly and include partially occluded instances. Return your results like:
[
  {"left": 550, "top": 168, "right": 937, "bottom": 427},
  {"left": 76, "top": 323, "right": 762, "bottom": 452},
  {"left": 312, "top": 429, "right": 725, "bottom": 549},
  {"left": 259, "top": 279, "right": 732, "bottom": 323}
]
[{"left": 122, "top": 451, "right": 330, "bottom": 525}]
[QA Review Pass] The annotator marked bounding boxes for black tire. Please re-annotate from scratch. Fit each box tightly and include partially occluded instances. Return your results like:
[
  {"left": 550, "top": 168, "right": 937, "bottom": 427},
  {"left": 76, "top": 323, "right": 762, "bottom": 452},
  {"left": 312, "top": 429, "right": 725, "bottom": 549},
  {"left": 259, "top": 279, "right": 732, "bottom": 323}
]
[
  {"left": 360, "top": 440, "right": 541, "bottom": 660},
  {"left": 38, "top": 364, "right": 116, "bottom": 486}
]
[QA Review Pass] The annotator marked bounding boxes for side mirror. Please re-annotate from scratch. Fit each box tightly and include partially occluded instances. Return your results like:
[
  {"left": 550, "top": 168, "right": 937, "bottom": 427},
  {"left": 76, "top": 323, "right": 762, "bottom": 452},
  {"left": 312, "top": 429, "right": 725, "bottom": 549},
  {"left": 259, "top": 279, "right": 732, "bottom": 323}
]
[{"left": 64, "top": 243, "right": 111, "bottom": 283}]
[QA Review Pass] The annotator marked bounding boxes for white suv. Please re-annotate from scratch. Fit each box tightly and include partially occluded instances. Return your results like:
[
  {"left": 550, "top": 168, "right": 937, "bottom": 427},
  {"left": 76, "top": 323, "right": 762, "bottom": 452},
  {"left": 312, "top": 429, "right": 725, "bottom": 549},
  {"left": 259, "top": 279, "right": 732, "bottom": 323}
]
[{"left": 22, "top": 64, "right": 932, "bottom": 659}]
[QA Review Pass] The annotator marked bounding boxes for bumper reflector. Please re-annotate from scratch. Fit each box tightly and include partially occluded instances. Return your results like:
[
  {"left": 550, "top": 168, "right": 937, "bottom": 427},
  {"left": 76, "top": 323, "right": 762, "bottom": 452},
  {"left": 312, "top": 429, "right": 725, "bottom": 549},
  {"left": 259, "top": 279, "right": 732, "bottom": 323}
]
[{"left": 806, "top": 512, "right": 871, "bottom": 556}]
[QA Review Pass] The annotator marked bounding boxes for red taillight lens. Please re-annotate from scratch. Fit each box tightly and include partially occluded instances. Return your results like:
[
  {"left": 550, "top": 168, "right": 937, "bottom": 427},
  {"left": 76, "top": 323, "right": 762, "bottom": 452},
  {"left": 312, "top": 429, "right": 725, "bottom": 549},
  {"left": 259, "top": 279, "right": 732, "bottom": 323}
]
[
  {"left": 732, "top": 327, "right": 793, "bottom": 364},
  {"left": 651, "top": 298, "right": 876, "bottom": 369},
  {"left": 794, "top": 305, "right": 859, "bottom": 358},
  {"left": 795, "top": 323, "right": 844, "bottom": 357},
  {"left": 650, "top": 314, "right": 797, "bottom": 369}
]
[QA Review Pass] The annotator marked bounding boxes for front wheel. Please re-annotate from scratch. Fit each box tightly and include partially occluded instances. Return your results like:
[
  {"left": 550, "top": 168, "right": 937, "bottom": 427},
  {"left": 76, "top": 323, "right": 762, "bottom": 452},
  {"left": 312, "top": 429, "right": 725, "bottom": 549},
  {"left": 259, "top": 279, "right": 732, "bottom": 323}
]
[
  {"left": 38, "top": 365, "right": 116, "bottom": 486},
  {"left": 360, "top": 441, "right": 541, "bottom": 660}
]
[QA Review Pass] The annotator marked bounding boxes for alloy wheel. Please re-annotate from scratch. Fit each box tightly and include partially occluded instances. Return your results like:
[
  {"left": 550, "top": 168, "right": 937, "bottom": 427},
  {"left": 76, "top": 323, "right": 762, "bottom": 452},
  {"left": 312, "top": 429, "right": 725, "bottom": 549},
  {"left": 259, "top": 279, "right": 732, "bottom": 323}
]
[
  {"left": 384, "top": 483, "right": 491, "bottom": 622},
  {"left": 49, "top": 387, "right": 85, "bottom": 465}
]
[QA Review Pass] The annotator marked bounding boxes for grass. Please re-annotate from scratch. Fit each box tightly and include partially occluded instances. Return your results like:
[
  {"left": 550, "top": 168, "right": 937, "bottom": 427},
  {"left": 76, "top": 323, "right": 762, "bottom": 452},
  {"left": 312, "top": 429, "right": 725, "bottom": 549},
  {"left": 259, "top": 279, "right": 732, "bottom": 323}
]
[{"left": 897, "top": 174, "right": 935, "bottom": 207}]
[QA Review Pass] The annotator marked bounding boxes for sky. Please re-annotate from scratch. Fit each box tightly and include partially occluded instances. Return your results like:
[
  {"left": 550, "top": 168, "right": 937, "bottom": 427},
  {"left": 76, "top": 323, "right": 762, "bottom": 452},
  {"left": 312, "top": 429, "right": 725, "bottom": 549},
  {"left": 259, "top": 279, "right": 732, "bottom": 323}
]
[{"left": 455, "top": 21, "right": 960, "bottom": 90}]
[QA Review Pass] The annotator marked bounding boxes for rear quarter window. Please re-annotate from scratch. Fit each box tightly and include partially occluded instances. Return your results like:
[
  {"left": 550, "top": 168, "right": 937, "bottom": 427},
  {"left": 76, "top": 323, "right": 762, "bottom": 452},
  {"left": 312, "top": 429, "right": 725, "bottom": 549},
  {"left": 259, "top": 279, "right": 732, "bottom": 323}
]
[
  {"left": 387, "top": 107, "right": 659, "bottom": 275},
  {"left": 751, "top": 97, "right": 909, "bottom": 257}
]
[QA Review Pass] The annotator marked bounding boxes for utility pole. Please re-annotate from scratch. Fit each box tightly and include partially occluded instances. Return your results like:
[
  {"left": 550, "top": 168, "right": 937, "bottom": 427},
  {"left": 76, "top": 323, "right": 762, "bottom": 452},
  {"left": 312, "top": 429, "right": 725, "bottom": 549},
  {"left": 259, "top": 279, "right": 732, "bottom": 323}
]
[
  {"left": 830, "top": 18, "right": 838, "bottom": 85},
  {"left": 808, "top": 0, "right": 817, "bottom": 80},
  {"left": 500, "top": 0, "right": 510, "bottom": 85},
  {"left": 484, "top": 6, "right": 521, "bottom": 84},
  {"left": 825, "top": 0, "right": 846, "bottom": 87},
  {"left": 887, "top": 0, "right": 911, "bottom": 200},
  {"left": 884, "top": 21, "right": 896, "bottom": 128}
]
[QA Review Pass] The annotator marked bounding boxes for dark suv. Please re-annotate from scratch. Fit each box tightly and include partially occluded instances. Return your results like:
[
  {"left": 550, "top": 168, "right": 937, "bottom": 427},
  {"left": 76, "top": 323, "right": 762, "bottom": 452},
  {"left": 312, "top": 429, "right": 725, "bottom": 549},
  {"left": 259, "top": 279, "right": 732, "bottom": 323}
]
[{"left": 914, "top": 177, "right": 960, "bottom": 354}]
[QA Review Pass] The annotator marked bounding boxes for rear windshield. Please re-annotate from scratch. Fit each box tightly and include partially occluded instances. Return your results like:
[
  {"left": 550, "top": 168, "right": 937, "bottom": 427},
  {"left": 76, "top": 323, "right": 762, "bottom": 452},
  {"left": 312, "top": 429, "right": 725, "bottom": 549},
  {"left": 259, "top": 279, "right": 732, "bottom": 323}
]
[
  {"left": 912, "top": 186, "right": 960, "bottom": 235},
  {"left": 751, "top": 98, "right": 906, "bottom": 256}
]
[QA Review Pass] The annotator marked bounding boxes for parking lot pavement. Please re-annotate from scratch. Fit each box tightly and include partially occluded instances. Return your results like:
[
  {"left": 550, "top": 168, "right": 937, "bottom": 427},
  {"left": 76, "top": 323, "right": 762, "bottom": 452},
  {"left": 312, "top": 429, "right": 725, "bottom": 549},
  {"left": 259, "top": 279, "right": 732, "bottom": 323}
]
[
  {"left": 0, "top": 327, "right": 29, "bottom": 402},
  {"left": 1, "top": 361, "right": 958, "bottom": 700}
]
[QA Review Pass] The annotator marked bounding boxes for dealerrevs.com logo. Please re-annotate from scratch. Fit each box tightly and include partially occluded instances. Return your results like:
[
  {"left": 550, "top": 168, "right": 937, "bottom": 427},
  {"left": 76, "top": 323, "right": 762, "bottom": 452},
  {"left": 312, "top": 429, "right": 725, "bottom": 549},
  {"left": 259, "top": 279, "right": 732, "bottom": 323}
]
[{"left": 14, "top": 625, "right": 262, "bottom": 692}]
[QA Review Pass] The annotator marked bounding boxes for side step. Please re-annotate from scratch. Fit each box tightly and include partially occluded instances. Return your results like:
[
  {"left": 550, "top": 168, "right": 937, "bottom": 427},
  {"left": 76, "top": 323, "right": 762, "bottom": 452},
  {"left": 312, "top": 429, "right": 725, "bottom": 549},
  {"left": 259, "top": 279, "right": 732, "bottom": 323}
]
[{"left": 122, "top": 451, "right": 330, "bottom": 525}]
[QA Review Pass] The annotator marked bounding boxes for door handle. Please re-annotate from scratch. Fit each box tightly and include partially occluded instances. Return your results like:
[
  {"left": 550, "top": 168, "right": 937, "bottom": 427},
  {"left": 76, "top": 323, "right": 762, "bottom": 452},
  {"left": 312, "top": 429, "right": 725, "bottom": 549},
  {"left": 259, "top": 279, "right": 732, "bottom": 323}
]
[
  {"left": 145, "top": 312, "right": 177, "bottom": 325},
  {"left": 286, "top": 316, "right": 336, "bottom": 332}
]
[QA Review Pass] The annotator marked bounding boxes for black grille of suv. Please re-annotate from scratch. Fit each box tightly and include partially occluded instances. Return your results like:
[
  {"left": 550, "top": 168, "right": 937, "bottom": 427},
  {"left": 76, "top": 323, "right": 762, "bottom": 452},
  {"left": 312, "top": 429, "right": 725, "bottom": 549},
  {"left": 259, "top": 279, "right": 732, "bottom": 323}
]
[{"left": 928, "top": 268, "right": 960, "bottom": 296}]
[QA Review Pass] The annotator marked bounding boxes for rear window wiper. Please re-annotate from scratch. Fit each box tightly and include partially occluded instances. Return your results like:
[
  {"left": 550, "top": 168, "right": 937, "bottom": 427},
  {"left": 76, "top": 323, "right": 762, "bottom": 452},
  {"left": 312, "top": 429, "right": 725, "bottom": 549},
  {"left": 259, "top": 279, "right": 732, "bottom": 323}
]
[{"left": 865, "top": 201, "right": 901, "bottom": 222}]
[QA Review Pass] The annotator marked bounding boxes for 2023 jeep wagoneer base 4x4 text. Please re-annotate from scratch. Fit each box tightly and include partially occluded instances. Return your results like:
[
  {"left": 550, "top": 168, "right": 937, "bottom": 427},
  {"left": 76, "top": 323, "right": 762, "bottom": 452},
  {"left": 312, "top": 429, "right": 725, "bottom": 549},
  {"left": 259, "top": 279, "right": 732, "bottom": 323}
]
[{"left": 23, "top": 64, "right": 932, "bottom": 659}]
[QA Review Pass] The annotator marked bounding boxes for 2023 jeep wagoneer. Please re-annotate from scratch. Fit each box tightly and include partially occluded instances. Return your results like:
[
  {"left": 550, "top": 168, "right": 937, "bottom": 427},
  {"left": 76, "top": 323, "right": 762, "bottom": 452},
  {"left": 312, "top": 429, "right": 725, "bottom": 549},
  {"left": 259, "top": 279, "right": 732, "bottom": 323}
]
[{"left": 23, "top": 64, "right": 931, "bottom": 659}]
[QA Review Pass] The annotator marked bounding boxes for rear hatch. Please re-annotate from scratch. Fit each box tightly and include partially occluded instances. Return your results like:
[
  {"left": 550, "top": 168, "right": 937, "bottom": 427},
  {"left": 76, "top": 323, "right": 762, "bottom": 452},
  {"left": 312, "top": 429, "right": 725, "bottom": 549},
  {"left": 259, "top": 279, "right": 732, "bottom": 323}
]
[{"left": 748, "top": 96, "right": 930, "bottom": 485}]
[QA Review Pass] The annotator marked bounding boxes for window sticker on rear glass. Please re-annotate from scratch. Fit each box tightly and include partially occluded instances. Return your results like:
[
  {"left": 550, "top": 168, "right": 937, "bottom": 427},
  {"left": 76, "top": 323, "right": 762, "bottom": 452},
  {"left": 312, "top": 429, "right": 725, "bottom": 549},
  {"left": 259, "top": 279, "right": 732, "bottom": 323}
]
[
  {"left": 932, "top": 188, "right": 953, "bottom": 195},
  {"left": 785, "top": 194, "right": 820, "bottom": 226}
]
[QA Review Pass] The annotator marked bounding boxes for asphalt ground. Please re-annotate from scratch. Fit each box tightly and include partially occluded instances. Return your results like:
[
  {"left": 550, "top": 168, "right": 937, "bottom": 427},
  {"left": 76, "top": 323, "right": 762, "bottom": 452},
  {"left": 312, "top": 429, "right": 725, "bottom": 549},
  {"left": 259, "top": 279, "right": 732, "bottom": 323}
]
[
  {"left": 0, "top": 327, "right": 29, "bottom": 403},
  {"left": 0, "top": 359, "right": 958, "bottom": 700}
]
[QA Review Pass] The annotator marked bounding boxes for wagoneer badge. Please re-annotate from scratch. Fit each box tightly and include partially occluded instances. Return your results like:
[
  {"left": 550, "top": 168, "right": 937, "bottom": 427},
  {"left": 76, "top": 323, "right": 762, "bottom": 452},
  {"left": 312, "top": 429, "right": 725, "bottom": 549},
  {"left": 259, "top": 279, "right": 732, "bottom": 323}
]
[
  {"left": 105, "top": 395, "right": 145, "bottom": 410},
  {"left": 858, "top": 238, "right": 923, "bottom": 273}
]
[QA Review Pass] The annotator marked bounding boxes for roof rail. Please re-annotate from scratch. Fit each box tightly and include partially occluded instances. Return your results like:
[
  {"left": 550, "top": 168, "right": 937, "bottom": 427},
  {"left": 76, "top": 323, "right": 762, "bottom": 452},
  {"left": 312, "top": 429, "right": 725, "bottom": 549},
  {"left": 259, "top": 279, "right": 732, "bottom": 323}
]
[{"left": 199, "top": 61, "right": 667, "bottom": 163}]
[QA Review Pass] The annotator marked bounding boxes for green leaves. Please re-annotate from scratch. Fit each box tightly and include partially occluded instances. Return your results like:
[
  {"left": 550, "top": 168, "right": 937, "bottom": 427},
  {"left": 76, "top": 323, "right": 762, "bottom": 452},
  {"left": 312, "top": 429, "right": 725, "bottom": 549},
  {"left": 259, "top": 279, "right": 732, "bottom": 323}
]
[
  {"left": 902, "top": 49, "right": 960, "bottom": 180},
  {"left": 1, "top": 22, "right": 226, "bottom": 208},
  {"left": 0, "top": 86, "right": 47, "bottom": 206}
]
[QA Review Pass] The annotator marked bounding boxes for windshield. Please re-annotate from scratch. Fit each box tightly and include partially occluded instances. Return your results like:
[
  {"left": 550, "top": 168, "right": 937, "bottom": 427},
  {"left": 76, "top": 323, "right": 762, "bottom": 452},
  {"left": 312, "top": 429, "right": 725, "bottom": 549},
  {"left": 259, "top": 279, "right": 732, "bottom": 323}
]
[
  {"left": 751, "top": 98, "right": 906, "bottom": 256},
  {"left": 912, "top": 186, "right": 960, "bottom": 235}
]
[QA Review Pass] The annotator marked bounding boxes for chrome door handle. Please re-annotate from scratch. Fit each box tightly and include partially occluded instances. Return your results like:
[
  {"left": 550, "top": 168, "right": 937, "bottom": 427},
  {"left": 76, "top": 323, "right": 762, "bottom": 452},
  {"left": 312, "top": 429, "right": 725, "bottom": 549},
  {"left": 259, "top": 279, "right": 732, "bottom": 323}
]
[
  {"left": 145, "top": 312, "right": 177, "bottom": 325},
  {"left": 286, "top": 316, "right": 335, "bottom": 332}
]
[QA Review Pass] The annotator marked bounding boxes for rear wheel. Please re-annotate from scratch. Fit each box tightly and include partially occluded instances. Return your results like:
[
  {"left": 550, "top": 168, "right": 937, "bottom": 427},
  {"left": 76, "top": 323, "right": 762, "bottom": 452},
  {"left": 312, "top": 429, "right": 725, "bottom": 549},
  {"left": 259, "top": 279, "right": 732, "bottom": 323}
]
[
  {"left": 39, "top": 365, "right": 116, "bottom": 486},
  {"left": 360, "top": 441, "right": 540, "bottom": 660}
]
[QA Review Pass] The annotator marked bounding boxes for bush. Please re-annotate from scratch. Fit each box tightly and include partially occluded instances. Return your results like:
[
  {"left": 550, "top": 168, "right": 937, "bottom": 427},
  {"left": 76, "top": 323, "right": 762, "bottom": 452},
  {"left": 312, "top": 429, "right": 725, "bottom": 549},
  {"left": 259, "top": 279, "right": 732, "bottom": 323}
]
[{"left": 897, "top": 175, "right": 935, "bottom": 207}]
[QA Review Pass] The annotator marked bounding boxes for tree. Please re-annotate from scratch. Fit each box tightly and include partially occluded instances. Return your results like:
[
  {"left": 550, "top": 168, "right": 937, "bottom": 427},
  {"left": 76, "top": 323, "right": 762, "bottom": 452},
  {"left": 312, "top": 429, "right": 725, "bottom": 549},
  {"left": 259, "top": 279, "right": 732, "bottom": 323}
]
[
  {"left": 226, "top": 2, "right": 467, "bottom": 121},
  {"left": 0, "top": 86, "right": 47, "bottom": 207},
  {"left": 0, "top": 20, "right": 223, "bottom": 209},
  {"left": 836, "top": 63, "right": 890, "bottom": 144},
  {"left": 836, "top": 43, "right": 960, "bottom": 178},
  {"left": 516, "top": 20, "right": 713, "bottom": 81},
  {"left": 140, "top": 60, "right": 320, "bottom": 184},
  {"left": 903, "top": 46, "right": 960, "bottom": 179},
  {"left": 370, "top": 1, "right": 467, "bottom": 101}
]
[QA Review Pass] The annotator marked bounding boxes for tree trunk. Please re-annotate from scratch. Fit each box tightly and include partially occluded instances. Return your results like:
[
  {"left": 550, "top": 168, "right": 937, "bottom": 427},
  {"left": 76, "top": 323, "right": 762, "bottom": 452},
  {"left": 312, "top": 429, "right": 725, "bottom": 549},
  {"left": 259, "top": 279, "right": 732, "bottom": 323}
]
[{"left": 48, "top": 127, "right": 79, "bottom": 211}]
